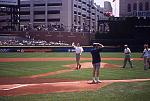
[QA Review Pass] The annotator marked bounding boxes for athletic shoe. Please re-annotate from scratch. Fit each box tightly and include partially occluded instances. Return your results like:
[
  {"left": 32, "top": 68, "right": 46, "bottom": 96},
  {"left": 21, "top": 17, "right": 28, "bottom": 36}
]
[
  {"left": 96, "top": 80, "right": 102, "bottom": 83},
  {"left": 91, "top": 79, "right": 97, "bottom": 84}
]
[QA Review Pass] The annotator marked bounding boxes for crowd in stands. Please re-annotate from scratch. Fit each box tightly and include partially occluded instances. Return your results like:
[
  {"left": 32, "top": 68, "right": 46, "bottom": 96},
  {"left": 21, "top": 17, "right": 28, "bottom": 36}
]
[
  {"left": 0, "top": 36, "right": 69, "bottom": 46},
  {"left": 21, "top": 24, "right": 66, "bottom": 32},
  {"left": 1, "top": 23, "right": 91, "bottom": 32},
  {"left": 20, "top": 23, "right": 90, "bottom": 32}
]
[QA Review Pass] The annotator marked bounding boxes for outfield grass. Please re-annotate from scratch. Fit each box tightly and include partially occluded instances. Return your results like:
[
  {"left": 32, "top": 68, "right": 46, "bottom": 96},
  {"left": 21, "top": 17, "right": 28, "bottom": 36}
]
[
  {"left": 1, "top": 81, "right": 150, "bottom": 101},
  {"left": 0, "top": 52, "right": 142, "bottom": 58}
]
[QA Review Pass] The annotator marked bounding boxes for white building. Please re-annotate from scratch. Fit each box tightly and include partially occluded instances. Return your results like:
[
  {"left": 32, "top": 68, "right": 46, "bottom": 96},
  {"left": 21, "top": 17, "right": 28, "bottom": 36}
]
[
  {"left": 119, "top": 0, "right": 150, "bottom": 17},
  {"left": 0, "top": 0, "right": 108, "bottom": 32},
  {"left": 104, "top": 1, "right": 112, "bottom": 13}
]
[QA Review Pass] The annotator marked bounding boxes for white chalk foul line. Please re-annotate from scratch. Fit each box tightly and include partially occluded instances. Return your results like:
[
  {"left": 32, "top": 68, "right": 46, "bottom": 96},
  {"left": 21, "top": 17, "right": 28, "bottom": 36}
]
[
  {"left": 2, "top": 84, "right": 28, "bottom": 91},
  {"left": 2, "top": 79, "right": 150, "bottom": 91},
  {"left": 1, "top": 81, "right": 81, "bottom": 91}
]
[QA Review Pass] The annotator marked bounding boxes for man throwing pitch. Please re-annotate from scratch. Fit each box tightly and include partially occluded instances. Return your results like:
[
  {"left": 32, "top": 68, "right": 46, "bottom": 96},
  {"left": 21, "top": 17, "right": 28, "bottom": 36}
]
[
  {"left": 91, "top": 43, "right": 104, "bottom": 83},
  {"left": 72, "top": 42, "right": 84, "bottom": 70}
]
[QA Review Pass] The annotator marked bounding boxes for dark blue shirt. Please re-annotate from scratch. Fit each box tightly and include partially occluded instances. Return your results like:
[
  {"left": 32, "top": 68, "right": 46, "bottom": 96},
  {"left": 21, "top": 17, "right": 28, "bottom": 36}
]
[{"left": 91, "top": 48, "right": 102, "bottom": 64}]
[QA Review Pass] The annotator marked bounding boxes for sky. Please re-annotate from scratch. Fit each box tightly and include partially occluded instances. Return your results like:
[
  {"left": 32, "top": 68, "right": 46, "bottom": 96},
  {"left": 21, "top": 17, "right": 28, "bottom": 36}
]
[{"left": 94, "top": 0, "right": 119, "bottom": 16}]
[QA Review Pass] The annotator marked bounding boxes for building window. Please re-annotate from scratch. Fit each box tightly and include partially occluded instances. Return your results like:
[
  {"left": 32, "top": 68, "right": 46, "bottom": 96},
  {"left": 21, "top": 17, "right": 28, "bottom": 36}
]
[
  {"left": 74, "top": 15, "right": 77, "bottom": 25},
  {"left": 74, "top": 4, "right": 77, "bottom": 7},
  {"left": 48, "top": 3, "right": 62, "bottom": 6},
  {"left": 92, "top": 13, "right": 95, "bottom": 15},
  {"left": 139, "top": 2, "right": 143, "bottom": 11},
  {"left": 47, "top": 10, "right": 60, "bottom": 14},
  {"left": 82, "top": 8, "right": 86, "bottom": 11},
  {"left": 20, "top": 4, "right": 30, "bottom": 7},
  {"left": 82, "top": 14, "right": 86, "bottom": 17},
  {"left": 78, "top": 0, "right": 81, "bottom": 2},
  {"left": 78, "top": 12, "right": 81, "bottom": 15},
  {"left": 34, "top": 19, "right": 45, "bottom": 22},
  {"left": 82, "top": 1, "right": 86, "bottom": 4},
  {"left": 127, "top": 3, "right": 131, "bottom": 12},
  {"left": 87, "top": 10, "right": 91, "bottom": 13},
  {"left": 78, "top": 16, "right": 81, "bottom": 24},
  {"left": 87, "top": 4, "right": 91, "bottom": 7},
  {"left": 133, "top": 3, "right": 137, "bottom": 11},
  {"left": 74, "top": 11, "right": 77, "bottom": 14},
  {"left": 20, "top": 11, "right": 30, "bottom": 15},
  {"left": 48, "top": 19, "right": 60, "bottom": 22},
  {"left": 87, "top": 16, "right": 90, "bottom": 19},
  {"left": 92, "top": 6, "right": 95, "bottom": 9},
  {"left": 20, "top": 19, "right": 30, "bottom": 22},
  {"left": 78, "top": 6, "right": 81, "bottom": 9},
  {"left": 145, "top": 2, "right": 149, "bottom": 11},
  {"left": 34, "top": 4, "right": 45, "bottom": 6},
  {"left": 34, "top": 11, "right": 45, "bottom": 15}
]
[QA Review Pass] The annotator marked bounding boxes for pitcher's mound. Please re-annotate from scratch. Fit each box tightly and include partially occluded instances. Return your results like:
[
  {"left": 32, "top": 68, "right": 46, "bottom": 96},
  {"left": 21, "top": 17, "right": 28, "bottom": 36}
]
[{"left": 65, "top": 62, "right": 121, "bottom": 69}]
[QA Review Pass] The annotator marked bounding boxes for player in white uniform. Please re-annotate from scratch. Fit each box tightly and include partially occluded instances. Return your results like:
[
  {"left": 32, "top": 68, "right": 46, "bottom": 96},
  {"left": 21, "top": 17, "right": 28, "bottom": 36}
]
[
  {"left": 123, "top": 45, "right": 133, "bottom": 68},
  {"left": 142, "top": 44, "right": 150, "bottom": 70},
  {"left": 72, "top": 42, "right": 84, "bottom": 69}
]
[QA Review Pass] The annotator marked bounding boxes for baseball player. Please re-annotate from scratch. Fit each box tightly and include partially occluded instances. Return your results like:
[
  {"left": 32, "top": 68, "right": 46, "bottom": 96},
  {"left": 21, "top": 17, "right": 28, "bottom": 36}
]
[
  {"left": 72, "top": 42, "right": 84, "bottom": 70},
  {"left": 142, "top": 44, "right": 150, "bottom": 70},
  {"left": 91, "top": 43, "right": 104, "bottom": 83},
  {"left": 122, "top": 45, "right": 133, "bottom": 68}
]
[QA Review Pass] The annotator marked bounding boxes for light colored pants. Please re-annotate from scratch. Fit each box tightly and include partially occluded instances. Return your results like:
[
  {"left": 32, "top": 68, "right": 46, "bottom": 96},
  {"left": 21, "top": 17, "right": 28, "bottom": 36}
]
[{"left": 76, "top": 53, "right": 81, "bottom": 65}]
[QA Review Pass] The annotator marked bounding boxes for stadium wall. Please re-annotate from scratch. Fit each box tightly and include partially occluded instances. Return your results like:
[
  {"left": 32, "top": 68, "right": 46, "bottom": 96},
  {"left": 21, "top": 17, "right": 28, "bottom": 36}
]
[{"left": 0, "top": 46, "right": 122, "bottom": 53}]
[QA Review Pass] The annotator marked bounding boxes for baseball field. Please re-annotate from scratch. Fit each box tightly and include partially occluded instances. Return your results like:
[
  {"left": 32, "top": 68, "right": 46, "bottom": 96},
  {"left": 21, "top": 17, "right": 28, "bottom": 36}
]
[{"left": 0, "top": 52, "right": 150, "bottom": 101}]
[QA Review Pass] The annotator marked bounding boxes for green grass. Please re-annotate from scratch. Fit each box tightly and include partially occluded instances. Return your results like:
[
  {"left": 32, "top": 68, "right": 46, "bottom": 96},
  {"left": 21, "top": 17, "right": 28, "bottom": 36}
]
[
  {"left": 0, "top": 52, "right": 80, "bottom": 58},
  {"left": 0, "top": 52, "right": 149, "bottom": 101},
  {"left": 0, "top": 61, "right": 74, "bottom": 77},
  {"left": 1, "top": 81, "right": 150, "bottom": 101},
  {"left": 0, "top": 52, "right": 142, "bottom": 58},
  {"left": 45, "top": 67, "right": 150, "bottom": 80},
  {"left": 0, "top": 52, "right": 147, "bottom": 79},
  {"left": 44, "top": 60, "right": 150, "bottom": 80}
]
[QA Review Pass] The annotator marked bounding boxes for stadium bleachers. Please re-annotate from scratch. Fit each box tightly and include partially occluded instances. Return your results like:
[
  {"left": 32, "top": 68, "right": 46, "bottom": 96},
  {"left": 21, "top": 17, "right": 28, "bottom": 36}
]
[{"left": 0, "top": 35, "right": 69, "bottom": 46}]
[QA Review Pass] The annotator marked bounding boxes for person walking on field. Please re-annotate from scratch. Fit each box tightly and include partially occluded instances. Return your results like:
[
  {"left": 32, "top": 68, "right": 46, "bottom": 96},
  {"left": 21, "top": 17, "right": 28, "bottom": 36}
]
[
  {"left": 91, "top": 43, "right": 104, "bottom": 83},
  {"left": 122, "top": 45, "right": 133, "bottom": 68},
  {"left": 72, "top": 42, "right": 84, "bottom": 70},
  {"left": 142, "top": 44, "right": 150, "bottom": 70}
]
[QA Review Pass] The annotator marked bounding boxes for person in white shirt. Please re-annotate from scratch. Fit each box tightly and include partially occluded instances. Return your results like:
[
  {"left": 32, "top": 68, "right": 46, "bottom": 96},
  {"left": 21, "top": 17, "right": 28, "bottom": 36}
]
[
  {"left": 72, "top": 42, "right": 84, "bottom": 69},
  {"left": 123, "top": 45, "right": 133, "bottom": 68},
  {"left": 142, "top": 44, "right": 150, "bottom": 70}
]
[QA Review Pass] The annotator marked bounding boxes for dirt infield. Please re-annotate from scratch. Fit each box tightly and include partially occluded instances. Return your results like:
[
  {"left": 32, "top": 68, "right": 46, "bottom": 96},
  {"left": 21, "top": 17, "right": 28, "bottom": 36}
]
[
  {"left": 1, "top": 78, "right": 150, "bottom": 96},
  {"left": 0, "top": 57, "right": 146, "bottom": 96}
]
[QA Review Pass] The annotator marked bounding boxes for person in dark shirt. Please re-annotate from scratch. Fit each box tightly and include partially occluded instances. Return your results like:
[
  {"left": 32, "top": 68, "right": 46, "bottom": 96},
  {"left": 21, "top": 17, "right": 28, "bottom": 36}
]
[{"left": 91, "top": 43, "right": 104, "bottom": 83}]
